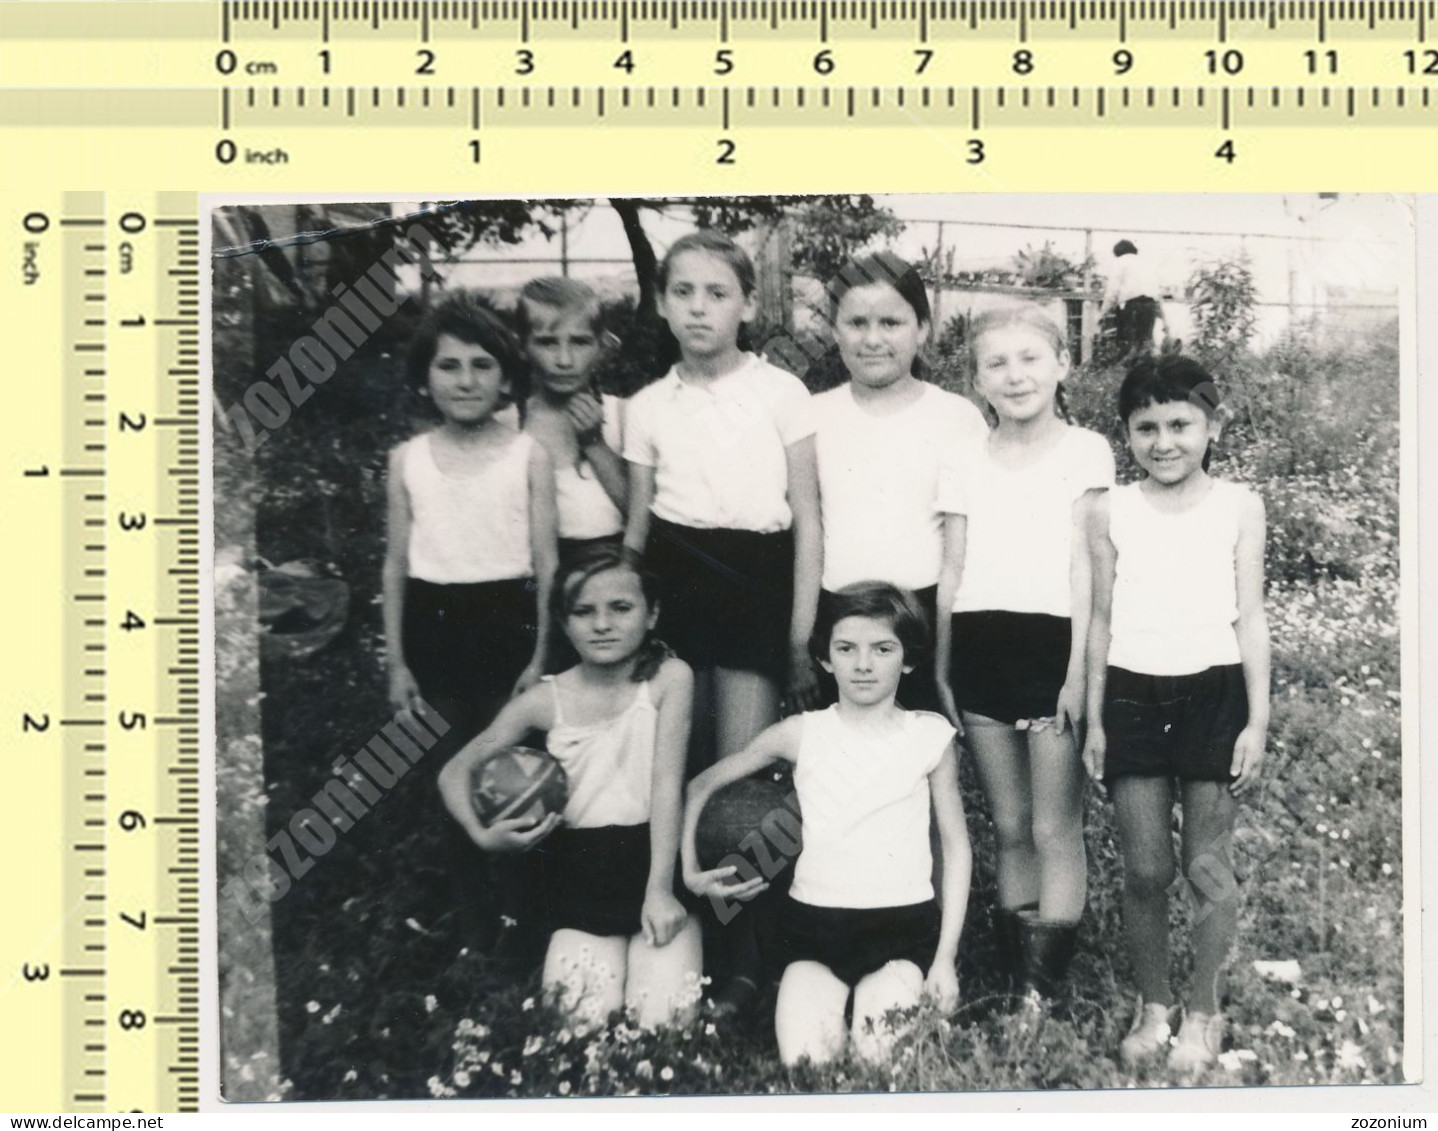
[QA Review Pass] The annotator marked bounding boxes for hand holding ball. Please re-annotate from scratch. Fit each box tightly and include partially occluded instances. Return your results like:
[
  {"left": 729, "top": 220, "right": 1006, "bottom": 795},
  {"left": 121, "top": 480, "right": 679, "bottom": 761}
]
[{"left": 470, "top": 746, "right": 569, "bottom": 828}]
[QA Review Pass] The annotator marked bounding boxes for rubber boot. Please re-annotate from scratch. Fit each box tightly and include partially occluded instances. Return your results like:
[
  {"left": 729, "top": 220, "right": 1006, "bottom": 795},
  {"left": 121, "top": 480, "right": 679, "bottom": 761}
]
[
  {"left": 1018, "top": 915, "right": 1080, "bottom": 1003},
  {"left": 994, "top": 903, "right": 1037, "bottom": 993}
]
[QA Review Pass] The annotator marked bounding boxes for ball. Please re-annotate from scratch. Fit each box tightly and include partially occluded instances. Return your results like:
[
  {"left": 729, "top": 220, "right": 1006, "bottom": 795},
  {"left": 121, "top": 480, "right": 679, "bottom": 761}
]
[
  {"left": 695, "top": 775, "right": 803, "bottom": 877},
  {"left": 469, "top": 746, "right": 569, "bottom": 828}
]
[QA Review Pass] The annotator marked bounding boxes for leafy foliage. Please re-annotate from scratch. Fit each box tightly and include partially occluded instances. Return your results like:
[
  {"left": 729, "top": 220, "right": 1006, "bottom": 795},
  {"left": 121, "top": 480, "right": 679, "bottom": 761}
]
[{"left": 1186, "top": 255, "right": 1259, "bottom": 369}]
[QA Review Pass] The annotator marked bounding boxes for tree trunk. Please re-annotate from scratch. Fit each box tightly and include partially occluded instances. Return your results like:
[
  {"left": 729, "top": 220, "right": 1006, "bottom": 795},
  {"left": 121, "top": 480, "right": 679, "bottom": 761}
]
[{"left": 610, "top": 198, "right": 659, "bottom": 316}]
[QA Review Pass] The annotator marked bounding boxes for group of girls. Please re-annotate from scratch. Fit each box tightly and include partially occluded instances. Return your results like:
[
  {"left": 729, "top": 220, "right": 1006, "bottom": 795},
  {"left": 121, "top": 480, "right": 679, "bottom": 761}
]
[{"left": 389, "top": 230, "right": 1268, "bottom": 1077}]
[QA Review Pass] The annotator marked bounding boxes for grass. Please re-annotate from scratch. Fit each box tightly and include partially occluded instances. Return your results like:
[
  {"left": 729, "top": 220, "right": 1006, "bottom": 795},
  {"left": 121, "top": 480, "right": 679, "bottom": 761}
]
[{"left": 217, "top": 315, "right": 1405, "bottom": 1099}]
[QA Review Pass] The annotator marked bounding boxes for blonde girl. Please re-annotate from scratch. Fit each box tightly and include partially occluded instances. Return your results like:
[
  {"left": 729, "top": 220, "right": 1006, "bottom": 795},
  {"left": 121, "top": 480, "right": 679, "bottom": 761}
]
[{"left": 934, "top": 302, "right": 1114, "bottom": 999}]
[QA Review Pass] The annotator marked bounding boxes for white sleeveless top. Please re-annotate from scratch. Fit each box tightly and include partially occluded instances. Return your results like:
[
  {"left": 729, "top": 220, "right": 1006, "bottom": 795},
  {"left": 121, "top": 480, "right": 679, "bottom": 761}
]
[
  {"left": 790, "top": 706, "right": 955, "bottom": 909},
  {"left": 550, "top": 394, "right": 625, "bottom": 541},
  {"left": 1108, "top": 479, "right": 1244, "bottom": 676},
  {"left": 401, "top": 429, "right": 533, "bottom": 584},
  {"left": 545, "top": 675, "right": 656, "bottom": 828}
]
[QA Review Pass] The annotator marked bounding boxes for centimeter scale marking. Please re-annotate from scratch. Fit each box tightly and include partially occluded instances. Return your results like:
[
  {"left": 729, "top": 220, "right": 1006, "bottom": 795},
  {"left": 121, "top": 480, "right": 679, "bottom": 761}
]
[{"left": 1, "top": 192, "right": 201, "bottom": 1113}]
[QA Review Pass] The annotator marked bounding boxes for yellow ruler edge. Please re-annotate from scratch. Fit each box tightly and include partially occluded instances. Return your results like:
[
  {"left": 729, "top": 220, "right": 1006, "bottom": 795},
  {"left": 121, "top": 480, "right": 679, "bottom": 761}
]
[{"left": 0, "top": 190, "right": 202, "bottom": 1113}]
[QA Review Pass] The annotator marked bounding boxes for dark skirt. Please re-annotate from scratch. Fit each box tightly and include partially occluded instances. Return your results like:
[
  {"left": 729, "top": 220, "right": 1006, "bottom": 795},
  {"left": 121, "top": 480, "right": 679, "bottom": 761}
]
[
  {"left": 949, "top": 610, "right": 1072, "bottom": 725},
  {"left": 533, "top": 823, "right": 652, "bottom": 939},
  {"left": 777, "top": 897, "right": 941, "bottom": 987},
  {"left": 1102, "top": 664, "right": 1250, "bottom": 786},
  {"left": 818, "top": 585, "right": 942, "bottom": 714},
  {"left": 646, "top": 516, "right": 793, "bottom": 679},
  {"left": 402, "top": 577, "right": 537, "bottom": 738}
]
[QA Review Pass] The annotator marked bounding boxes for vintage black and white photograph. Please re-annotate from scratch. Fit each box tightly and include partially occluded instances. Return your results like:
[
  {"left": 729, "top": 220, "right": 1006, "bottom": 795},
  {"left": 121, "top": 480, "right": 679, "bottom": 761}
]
[{"left": 211, "top": 193, "right": 1412, "bottom": 1101}]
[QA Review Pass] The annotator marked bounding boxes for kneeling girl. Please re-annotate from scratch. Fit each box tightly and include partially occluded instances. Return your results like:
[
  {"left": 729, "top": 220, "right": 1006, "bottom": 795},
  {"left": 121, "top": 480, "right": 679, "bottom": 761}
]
[
  {"left": 682, "top": 582, "right": 971, "bottom": 1065},
  {"left": 439, "top": 545, "right": 701, "bottom": 1028}
]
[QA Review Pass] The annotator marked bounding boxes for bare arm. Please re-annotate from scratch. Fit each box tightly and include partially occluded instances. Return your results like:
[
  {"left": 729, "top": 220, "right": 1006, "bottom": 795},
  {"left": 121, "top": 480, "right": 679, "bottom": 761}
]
[
  {"left": 1230, "top": 490, "right": 1271, "bottom": 795},
  {"left": 928, "top": 743, "right": 971, "bottom": 999},
  {"left": 1057, "top": 488, "right": 1102, "bottom": 730},
  {"left": 623, "top": 461, "right": 656, "bottom": 557},
  {"left": 382, "top": 445, "right": 418, "bottom": 710},
  {"left": 933, "top": 513, "right": 968, "bottom": 727},
  {"left": 577, "top": 395, "right": 629, "bottom": 516},
  {"left": 784, "top": 435, "right": 823, "bottom": 710},
  {"left": 1081, "top": 493, "right": 1116, "bottom": 783},
  {"left": 641, "top": 658, "right": 696, "bottom": 946},
  {"left": 436, "top": 684, "right": 558, "bottom": 852},
  {"left": 519, "top": 442, "right": 559, "bottom": 691}
]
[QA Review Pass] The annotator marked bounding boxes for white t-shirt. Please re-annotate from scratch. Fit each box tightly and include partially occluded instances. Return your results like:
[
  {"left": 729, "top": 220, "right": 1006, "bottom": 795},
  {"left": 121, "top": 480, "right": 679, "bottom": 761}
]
[
  {"left": 814, "top": 382, "right": 989, "bottom": 592},
  {"left": 624, "top": 353, "right": 815, "bottom": 533},
  {"left": 938, "top": 426, "right": 1115, "bottom": 617},
  {"left": 400, "top": 429, "right": 533, "bottom": 583},
  {"left": 1108, "top": 479, "right": 1246, "bottom": 676},
  {"left": 1103, "top": 254, "right": 1163, "bottom": 308},
  {"left": 790, "top": 706, "right": 955, "bottom": 910},
  {"left": 550, "top": 394, "right": 625, "bottom": 541}
]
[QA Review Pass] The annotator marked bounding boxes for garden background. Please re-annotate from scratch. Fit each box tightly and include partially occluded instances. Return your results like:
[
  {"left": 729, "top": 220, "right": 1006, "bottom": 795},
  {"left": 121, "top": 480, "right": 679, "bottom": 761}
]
[{"left": 212, "top": 194, "right": 1407, "bottom": 1101}]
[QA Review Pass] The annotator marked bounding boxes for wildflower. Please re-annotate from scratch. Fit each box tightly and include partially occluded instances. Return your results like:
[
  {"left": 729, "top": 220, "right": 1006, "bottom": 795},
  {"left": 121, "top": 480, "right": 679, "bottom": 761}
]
[
  {"left": 1382, "top": 863, "right": 1393, "bottom": 875},
  {"left": 404, "top": 917, "right": 428, "bottom": 933},
  {"left": 322, "top": 1004, "right": 342, "bottom": 1025},
  {"left": 343, "top": 1069, "right": 358, "bottom": 1083},
  {"left": 557, "top": 1028, "right": 572, "bottom": 1044},
  {"left": 704, "top": 1023, "right": 717, "bottom": 1037},
  {"left": 558, "top": 1081, "right": 572, "bottom": 1095},
  {"left": 1368, "top": 996, "right": 1386, "bottom": 1015},
  {"left": 425, "top": 994, "right": 438, "bottom": 1014},
  {"left": 522, "top": 997, "right": 536, "bottom": 1012},
  {"left": 1331, "top": 996, "right": 1343, "bottom": 1009},
  {"left": 523, "top": 1035, "right": 545, "bottom": 1057},
  {"left": 635, "top": 1059, "right": 654, "bottom": 1080},
  {"left": 660, "top": 1066, "right": 674, "bottom": 1082},
  {"left": 453, "top": 1070, "right": 471, "bottom": 1088},
  {"left": 491, "top": 1062, "right": 504, "bottom": 1076},
  {"left": 501, "top": 915, "right": 518, "bottom": 928},
  {"left": 510, "top": 1070, "right": 522, "bottom": 1086},
  {"left": 1266, "top": 1020, "right": 1296, "bottom": 1039},
  {"left": 305, "top": 1001, "right": 321, "bottom": 1014},
  {"left": 426, "top": 1076, "right": 446, "bottom": 1098},
  {"left": 1336, "top": 1041, "right": 1367, "bottom": 1071}
]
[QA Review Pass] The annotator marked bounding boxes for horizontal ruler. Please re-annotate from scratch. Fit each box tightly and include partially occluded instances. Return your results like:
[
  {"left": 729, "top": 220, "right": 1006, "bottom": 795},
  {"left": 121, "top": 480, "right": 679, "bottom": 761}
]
[
  {"left": 3, "top": 83, "right": 1435, "bottom": 190},
  {"left": 5, "top": 1, "right": 1438, "bottom": 85}
]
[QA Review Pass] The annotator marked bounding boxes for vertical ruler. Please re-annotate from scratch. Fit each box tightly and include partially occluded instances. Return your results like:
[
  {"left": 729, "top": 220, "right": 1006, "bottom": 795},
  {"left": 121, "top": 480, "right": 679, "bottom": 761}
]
[{"left": 0, "top": 192, "right": 201, "bottom": 1112}]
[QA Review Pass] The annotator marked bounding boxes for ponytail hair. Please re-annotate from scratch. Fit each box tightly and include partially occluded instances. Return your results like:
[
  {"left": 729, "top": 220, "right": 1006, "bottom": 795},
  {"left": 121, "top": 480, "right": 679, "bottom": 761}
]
[
  {"left": 551, "top": 543, "right": 672, "bottom": 682},
  {"left": 968, "top": 302, "right": 1072, "bottom": 424}
]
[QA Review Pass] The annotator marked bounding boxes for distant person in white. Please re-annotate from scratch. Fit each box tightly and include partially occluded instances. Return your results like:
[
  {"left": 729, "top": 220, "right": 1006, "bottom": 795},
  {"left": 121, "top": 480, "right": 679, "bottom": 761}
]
[{"left": 1100, "top": 240, "right": 1166, "bottom": 359}]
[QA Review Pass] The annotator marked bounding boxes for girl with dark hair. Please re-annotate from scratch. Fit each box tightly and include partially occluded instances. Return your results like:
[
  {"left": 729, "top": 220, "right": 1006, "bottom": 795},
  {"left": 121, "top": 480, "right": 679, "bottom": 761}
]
[
  {"left": 1083, "top": 355, "right": 1269, "bottom": 1077},
  {"left": 682, "top": 581, "right": 971, "bottom": 1066},
  {"left": 934, "top": 301, "right": 1115, "bottom": 1002},
  {"left": 807, "top": 252, "right": 989, "bottom": 713},
  {"left": 438, "top": 544, "right": 702, "bottom": 1028},
  {"left": 384, "top": 290, "right": 557, "bottom": 737}
]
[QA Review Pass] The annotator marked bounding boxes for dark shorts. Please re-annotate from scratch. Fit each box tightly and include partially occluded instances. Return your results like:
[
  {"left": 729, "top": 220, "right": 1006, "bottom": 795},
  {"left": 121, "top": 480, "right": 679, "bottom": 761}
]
[
  {"left": 533, "top": 823, "right": 651, "bottom": 939},
  {"left": 1102, "top": 664, "right": 1249, "bottom": 785},
  {"left": 818, "top": 585, "right": 942, "bottom": 715},
  {"left": 402, "top": 577, "right": 537, "bottom": 738},
  {"left": 776, "top": 897, "right": 940, "bottom": 987},
  {"left": 949, "top": 611, "right": 1071, "bottom": 725},
  {"left": 646, "top": 516, "right": 793, "bottom": 679},
  {"left": 557, "top": 532, "right": 625, "bottom": 572}
]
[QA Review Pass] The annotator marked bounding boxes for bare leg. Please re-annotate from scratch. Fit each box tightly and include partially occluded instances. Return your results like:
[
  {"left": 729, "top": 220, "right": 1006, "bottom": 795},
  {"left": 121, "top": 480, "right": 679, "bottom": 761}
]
[
  {"left": 1112, "top": 777, "right": 1178, "bottom": 1007},
  {"left": 964, "top": 713, "right": 1039, "bottom": 911},
  {"left": 713, "top": 667, "right": 781, "bottom": 758},
  {"left": 775, "top": 961, "right": 851, "bottom": 1067},
  {"left": 1027, "top": 724, "right": 1088, "bottom": 922},
  {"left": 851, "top": 960, "right": 925, "bottom": 1064},
  {"left": 543, "top": 929, "right": 627, "bottom": 1027},
  {"left": 625, "top": 917, "right": 704, "bottom": 1028},
  {"left": 1179, "top": 780, "right": 1241, "bottom": 1015}
]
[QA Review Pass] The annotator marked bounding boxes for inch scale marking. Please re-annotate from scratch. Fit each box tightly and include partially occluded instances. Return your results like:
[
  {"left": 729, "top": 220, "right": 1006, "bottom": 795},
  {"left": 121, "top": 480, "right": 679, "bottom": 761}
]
[{"left": 1, "top": 192, "right": 201, "bottom": 1113}]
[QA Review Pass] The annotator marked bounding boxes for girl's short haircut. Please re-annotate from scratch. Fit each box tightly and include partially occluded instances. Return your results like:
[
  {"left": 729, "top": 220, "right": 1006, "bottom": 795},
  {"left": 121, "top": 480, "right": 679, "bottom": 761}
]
[
  {"left": 810, "top": 581, "right": 931, "bottom": 668},
  {"left": 1118, "top": 354, "right": 1223, "bottom": 423},
  {"left": 657, "top": 230, "right": 756, "bottom": 297},
  {"left": 552, "top": 543, "right": 670, "bottom": 682},
  {"left": 406, "top": 291, "right": 524, "bottom": 399},
  {"left": 1113, "top": 239, "right": 1138, "bottom": 257},
  {"left": 514, "top": 276, "right": 602, "bottom": 341}
]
